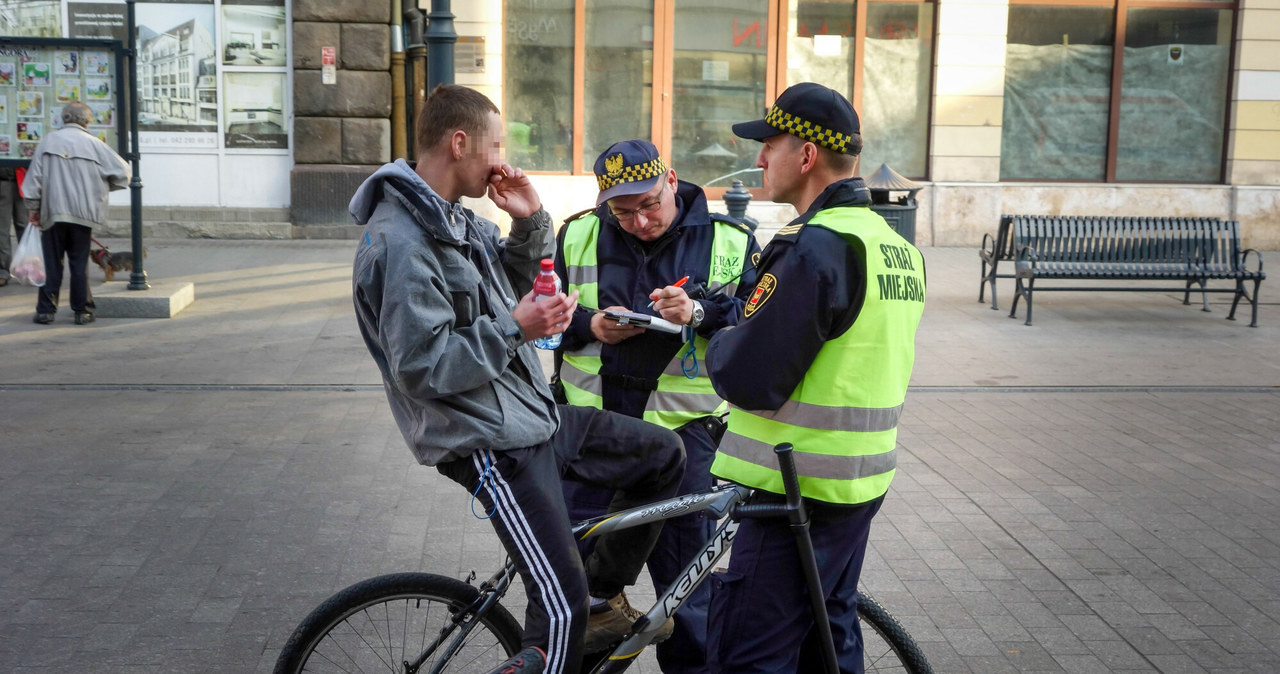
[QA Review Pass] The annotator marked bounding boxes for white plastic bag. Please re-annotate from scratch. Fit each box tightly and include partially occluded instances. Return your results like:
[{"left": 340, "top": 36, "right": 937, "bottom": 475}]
[{"left": 9, "top": 222, "right": 45, "bottom": 287}]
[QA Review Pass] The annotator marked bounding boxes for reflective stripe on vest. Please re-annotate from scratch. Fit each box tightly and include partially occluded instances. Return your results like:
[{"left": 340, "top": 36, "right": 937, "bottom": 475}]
[
  {"left": 711, "top": 206, "right": 925, "bottom": 504},
  {"left": 559, "top": 212, "right": 749, "bottom": 429},
  {"left": 562, "top": 215, "right": 603, "bottom": 309}
]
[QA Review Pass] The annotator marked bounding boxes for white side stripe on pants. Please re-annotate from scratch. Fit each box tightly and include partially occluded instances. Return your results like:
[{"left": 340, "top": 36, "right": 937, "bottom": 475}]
[{"left": 474, "top": 450, "right": 574, "bottom": 673}]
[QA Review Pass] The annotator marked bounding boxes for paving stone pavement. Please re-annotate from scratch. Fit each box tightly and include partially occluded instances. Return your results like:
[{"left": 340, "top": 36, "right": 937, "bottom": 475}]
[{"left": 0, "top": 240, "right": 1277, "bottom": 672}]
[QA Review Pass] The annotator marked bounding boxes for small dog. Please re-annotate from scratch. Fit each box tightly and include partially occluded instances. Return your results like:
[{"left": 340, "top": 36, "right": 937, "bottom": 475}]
[{"left": 91, "top": 247, "right": 146, "bottom": 282}]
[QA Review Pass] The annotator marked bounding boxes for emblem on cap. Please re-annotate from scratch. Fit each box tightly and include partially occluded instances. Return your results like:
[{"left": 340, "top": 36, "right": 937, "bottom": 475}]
[
  {"left": 605, "top": 153, "right": 624, "bottom": 177},
  {"left": 595, "top": 156, "right": 667, "bottom": 192}
]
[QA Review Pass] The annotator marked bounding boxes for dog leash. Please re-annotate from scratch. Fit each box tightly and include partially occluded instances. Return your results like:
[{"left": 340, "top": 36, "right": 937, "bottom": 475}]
[{"left": 90, "top": 236, "right": 110, "bottom": 252}]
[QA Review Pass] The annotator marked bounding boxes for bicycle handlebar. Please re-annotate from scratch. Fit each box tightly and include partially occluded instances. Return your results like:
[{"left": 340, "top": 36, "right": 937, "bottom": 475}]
[{"left": 729, "top": 442, "right": 807, "bottom": 525}]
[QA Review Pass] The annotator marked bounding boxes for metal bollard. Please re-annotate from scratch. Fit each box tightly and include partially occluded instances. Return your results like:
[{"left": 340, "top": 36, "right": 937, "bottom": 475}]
[{"left": 722, "top": 179, "right": 759, "bottom": 232}]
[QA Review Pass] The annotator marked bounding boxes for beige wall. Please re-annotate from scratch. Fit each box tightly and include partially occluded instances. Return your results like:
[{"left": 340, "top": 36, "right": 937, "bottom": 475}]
[
  {"left": 1228, "top": 4, "right": 1280, "bottom": 188},
  {"left": 930, "top": 0, "right": 1007, "bottom": 183}
]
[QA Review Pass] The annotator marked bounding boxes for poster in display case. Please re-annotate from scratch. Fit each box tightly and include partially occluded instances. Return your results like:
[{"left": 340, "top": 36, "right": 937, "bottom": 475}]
[
  {"left": 0, "top": 38, "right": 126, "bottom": 164},
  {"left": 222, "top": 0, "right": 287, "bottom": 67},
  {"left": 223, "top": 72, "right": 285, "bottom": 148},
  {"left": 135, "top": 1, "right": 219, "bottom": 149}
]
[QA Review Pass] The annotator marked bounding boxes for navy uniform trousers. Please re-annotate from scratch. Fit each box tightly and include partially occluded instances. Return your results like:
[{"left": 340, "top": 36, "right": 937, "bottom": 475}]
[
  {"left": 437, "top": 404, "right": 685, "bottom": 674},
  {"left": 707, "top": 495, "right": 884, "bottom": 674},
  {"left": 563, "top": 417, "right": 719, "bottom": 674}
]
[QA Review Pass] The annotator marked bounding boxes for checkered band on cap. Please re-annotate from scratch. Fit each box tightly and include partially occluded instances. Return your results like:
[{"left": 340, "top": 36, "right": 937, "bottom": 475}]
[
  {"left": 765, "top": 105, "right": 851, "bottom": 154},
  {"left": 595, "top": 157, "right": 667, "bottom": 192}
]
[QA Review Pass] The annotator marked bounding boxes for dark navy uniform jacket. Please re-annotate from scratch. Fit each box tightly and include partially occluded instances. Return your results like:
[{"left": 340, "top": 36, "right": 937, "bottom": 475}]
[
  {"left": 554, "top": 180, "right": 762, "bottom": 418},
  {"left": 707, "top": 177, "right": 876, "bottom": 411}
]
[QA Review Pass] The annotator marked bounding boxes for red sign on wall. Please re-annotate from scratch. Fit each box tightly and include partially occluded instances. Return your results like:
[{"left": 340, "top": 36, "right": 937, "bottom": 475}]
[{"left": 321, "top": 47, "right": 336, "bottom": 66}]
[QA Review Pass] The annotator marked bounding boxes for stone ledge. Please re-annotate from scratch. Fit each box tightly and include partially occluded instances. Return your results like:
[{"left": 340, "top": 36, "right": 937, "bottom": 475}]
[
  {"left": 292, "top": 224, "right": 364, "bottom": 239},
  {"left": 107, "top": 206, "right": 292, "bottom": 223},
  {"left": 99, "top": 221, "right": 294, "bottom": 240},
  {"left": 93, "top": 280, "right": 195, "bottom": 319}
]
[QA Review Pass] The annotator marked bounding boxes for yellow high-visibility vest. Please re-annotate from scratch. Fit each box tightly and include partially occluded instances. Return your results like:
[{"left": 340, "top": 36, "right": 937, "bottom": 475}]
[
  {"left": 711, "top": 206, "right": 925, "bottom": 504},
  {"left": 559, "top": 212, "right": 750, "bottom": 429}
]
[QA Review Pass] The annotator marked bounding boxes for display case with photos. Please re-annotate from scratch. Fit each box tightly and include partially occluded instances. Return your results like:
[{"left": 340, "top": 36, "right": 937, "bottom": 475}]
[{"left": 0, "top": 37, "right": 125, "bottom": 165}]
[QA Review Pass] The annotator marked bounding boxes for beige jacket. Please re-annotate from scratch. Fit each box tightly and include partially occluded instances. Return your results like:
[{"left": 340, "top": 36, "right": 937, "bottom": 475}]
[{"left": 21, "top": 124, "right": 129, "bottom": 230}]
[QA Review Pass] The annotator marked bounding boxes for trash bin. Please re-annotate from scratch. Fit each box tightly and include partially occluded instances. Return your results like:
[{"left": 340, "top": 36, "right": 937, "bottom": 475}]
[{"left": 864, "top": 163, "right": 921, "bottom": 245}]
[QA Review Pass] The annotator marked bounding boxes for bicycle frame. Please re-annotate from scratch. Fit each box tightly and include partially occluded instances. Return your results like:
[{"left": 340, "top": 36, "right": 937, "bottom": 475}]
[
  {"left": 569, "top": 483, "right": 753, "bottom": 671},
  {"left": 401, "top": 483, "right": 752, "bottom": 674}
]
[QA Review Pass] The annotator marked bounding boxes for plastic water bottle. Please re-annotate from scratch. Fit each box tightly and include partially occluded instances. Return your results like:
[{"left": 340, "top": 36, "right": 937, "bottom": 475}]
[{"left": 532, "top": 258, "right": 563, "bottom": 350}]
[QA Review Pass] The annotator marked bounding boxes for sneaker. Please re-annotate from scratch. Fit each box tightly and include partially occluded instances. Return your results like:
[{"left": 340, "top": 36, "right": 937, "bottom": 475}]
[
  {"left": 488, "top": 646, "right": 545, "bottom": 674},
  {"left": 33, "top": 313, "right": 54, "bottom": 325},
  {"left": 75, "top": 312, "right": 95, "bottom": 325},
  {"left": 583, "top": 591, "right": 674, "bottom": 652}
]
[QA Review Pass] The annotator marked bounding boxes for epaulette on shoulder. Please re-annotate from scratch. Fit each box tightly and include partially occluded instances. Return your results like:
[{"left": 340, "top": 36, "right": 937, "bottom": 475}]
[
  {"left": 772, "top": 221, "right": 806, "bottom": 241},
  {"left": 562, "top": 207, "right": 596, "bottom": 227},
  {"left": 709, "top": 212, "right": 754, "bottom": 235}
]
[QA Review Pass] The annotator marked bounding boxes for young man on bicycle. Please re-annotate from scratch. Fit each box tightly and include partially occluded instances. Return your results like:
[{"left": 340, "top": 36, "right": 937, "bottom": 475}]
[
  {"left": 350, "top": 84, "right": 685, "bottom": 674},
  {"left": 704, "top": 82, "right": 927, "bottom": 672}
]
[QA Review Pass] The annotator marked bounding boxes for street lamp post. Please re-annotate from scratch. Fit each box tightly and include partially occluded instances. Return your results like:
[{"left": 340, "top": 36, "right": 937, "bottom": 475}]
[
  {"left": 425, "top": 0, "right": 456, "bottom": 91},
  {"left": 124, "top": 0, "right": 148, "bottom": 289}
]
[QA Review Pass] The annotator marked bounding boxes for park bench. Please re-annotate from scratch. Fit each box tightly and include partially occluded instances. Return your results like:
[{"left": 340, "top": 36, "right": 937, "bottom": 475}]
[
  {"left": 1001, "top": 215, "right": 1265, "bottom": 326},
  {"left": 978, "top": 215, "right": 1017, "bottom": 311}
]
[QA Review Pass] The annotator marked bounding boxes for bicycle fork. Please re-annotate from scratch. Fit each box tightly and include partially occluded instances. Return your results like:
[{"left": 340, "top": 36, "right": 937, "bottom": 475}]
[{"left": 404, "top": 565, "right": 516, "bottom": 674}]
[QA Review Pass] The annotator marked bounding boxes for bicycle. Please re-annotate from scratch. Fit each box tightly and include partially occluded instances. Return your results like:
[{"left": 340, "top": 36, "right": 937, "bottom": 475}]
[{"left": 275, "top": 444, "right": 934, "bottom": 674}]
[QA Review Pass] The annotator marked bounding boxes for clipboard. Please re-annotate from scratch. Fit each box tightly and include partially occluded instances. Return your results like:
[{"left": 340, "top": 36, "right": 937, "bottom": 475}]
[{"left": 601, "top": 310, "right": 684, "bottom": 335}]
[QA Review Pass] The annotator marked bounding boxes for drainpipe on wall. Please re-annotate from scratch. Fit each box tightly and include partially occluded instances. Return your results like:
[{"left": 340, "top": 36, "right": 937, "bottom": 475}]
[{"left": 390, "top": 0, "right": 407, "bottom": 159}]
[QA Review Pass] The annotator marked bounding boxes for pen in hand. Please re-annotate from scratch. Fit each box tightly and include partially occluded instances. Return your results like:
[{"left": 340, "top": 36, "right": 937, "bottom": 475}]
[{"left": 647, "top": 276, "right": 689, "bottom": 309}]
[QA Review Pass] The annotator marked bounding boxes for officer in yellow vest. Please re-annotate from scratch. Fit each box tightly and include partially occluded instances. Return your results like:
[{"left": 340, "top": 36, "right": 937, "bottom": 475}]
[
  {"left": 704, "top": 82, "right": 926, "bottom": 672},
  {"left": 554, "top": 139, "right": 761, "bottom": 668}
]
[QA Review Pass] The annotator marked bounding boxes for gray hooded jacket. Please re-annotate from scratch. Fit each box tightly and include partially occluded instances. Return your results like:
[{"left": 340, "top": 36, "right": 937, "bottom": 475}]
[{"left": 351, "top": 160, "right": 559, "bottom": 466}]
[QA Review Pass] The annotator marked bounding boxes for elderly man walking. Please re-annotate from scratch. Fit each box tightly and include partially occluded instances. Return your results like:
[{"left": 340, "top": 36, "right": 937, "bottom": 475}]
[{"left": 22, "top": 101, "right": 130, "bottom": 325}]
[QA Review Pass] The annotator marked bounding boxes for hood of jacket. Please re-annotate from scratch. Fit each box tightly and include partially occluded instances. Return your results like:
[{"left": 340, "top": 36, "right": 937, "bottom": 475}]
[{"left": 350, "top": 159, "right": 473, "bottom": 246}]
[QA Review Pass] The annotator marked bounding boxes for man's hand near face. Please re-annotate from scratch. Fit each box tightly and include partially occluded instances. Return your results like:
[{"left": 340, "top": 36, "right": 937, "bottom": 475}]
[{"left": 488, "top": 163, "right": 541, "bottom": 219}]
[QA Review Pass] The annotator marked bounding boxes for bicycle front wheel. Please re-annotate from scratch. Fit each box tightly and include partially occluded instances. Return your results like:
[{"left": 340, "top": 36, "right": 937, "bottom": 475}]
[
  {"left": 275, "top": 572, "right": 524, "bottom": 674},
  {"left": 858, "top": 590, "right": 934, "bottom": 674}
]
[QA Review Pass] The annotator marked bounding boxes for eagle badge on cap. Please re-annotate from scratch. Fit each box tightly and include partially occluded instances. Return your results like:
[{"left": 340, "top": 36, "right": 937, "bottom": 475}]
[{"left": 605, "top": 153, "right": 625, "bottom": 177}]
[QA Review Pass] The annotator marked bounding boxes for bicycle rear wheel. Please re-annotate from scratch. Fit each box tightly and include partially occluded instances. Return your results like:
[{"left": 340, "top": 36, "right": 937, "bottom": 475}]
[
  {"left": 858, "top": 590, "right": 934, "bottom": 674},
  {"left": 275, "top": 572, "right": 524, "bottom": 674}
]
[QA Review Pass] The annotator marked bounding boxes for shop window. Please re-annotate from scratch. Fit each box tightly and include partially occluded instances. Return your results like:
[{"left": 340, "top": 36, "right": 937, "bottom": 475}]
[
  {"left": 1001, "top": 6, "right": 1114, "bottom": 180},
  {"left": 1116, "top": 8, "right": 1231, "bottom": 182},
  {"left": 671, "top": 1, "right": 769, "bottom": 187},
  {"left": 504, "top": 0, "right": 575, "bottom": 172},
  {"left": 1002, "top": 2, "right": 1233, "bottom": 183},
  {"left": 582, "top": 0, "right": 655, "bottom": 170},
  {"left": 501, "top": 0, "right": 935, "bottom": 185},
  {"left": 787, "top": 0, "right": 935, "bottom": 180}
]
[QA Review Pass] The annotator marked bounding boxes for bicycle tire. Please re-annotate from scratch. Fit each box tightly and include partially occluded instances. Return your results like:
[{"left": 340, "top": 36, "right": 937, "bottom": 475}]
[
  {"left": 275, "top": 572, "right": 524, "bottom": 674},
  {"left": 857, "top": 590, "right": 934, "bottom": 674}
]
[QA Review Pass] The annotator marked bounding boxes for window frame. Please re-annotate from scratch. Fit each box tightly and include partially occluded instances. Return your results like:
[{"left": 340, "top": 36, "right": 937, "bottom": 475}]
[
  {"left": 512, "top": 0, "right": 937, "bottom": 193},
  {"left": 1004, "top": 0, "right": 1238, "bottom": 184}
]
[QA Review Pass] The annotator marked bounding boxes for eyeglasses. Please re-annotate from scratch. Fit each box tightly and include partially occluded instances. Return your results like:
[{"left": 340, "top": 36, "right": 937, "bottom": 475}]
[{"left": 610, "top": 183, "right": 667, "bottom": 223}]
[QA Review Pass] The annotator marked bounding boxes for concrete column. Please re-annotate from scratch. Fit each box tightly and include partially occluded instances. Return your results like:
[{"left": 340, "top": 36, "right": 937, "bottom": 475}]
[
  {"left": 930, "top": 0, "right": 1009, "bottom": 182},
  {"left": 1228, "top": 4, "right": 1280, "bottom": 185},
  {"left": 1228, "top": 2, "right": 1280, "bottom": 249},
  {"left": 291, "top": 0, "right": 394, "bottom": 233},
  {"left": 928, "top": 0, "right": 1009, "bottom": 245}
]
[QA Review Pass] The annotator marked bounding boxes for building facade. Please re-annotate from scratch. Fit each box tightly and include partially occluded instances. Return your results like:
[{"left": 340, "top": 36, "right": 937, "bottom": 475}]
[
  {"left": 430, "top": 0, "right": 1280, "bottom": 248},
  {"left": 4, "top": 0, "right": 1278, "bottom": 246}
]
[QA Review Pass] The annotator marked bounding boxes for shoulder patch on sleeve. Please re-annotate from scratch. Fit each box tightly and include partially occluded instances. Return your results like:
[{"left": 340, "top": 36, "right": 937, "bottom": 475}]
[{"left": 743, "top": 273, "right": 778, "bottom": 318}]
